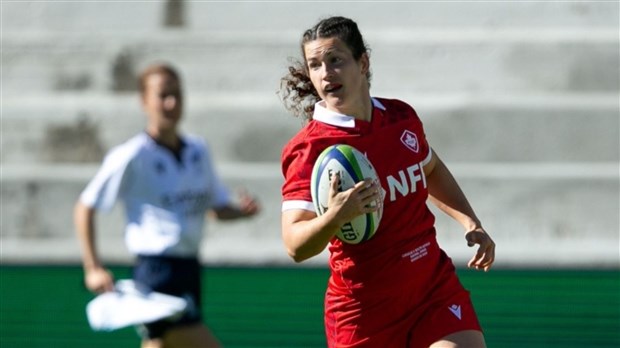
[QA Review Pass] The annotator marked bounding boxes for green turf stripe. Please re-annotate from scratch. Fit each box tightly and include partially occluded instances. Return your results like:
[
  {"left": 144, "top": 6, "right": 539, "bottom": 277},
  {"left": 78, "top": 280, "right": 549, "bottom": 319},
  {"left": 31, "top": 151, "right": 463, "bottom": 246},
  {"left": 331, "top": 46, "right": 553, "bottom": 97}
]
[{"left": 1, "top": 266, "right": 619, "bottom": 348}]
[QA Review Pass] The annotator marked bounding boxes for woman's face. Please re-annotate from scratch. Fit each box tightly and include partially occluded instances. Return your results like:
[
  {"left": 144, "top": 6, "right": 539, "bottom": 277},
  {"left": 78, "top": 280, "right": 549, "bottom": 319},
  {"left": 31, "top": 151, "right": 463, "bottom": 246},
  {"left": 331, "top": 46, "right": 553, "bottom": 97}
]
[
  {"left": 304, "top": 37, "right": 369, "bottom": 115},
  {"left": 141, "top": 72, "right": 183, "bottom": 133}
]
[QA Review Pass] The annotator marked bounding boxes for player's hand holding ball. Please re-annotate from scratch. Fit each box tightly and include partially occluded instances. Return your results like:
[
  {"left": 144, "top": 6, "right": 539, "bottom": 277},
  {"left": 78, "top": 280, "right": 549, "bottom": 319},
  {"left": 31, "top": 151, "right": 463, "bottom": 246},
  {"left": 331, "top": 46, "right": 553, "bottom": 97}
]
[
  {"left": 311, "top": 144, "right": 383, "bottom": 244},
  {"left": 327, "top": 173, "right": 382, "bottom": 227}
]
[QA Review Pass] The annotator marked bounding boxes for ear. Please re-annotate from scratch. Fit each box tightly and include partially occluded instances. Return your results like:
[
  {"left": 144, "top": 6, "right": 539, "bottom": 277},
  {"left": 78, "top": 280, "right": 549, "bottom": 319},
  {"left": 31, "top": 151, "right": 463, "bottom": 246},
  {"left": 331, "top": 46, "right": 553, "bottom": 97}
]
[{"left": 359, "top": 52, "right": 370, "bottom": 76}]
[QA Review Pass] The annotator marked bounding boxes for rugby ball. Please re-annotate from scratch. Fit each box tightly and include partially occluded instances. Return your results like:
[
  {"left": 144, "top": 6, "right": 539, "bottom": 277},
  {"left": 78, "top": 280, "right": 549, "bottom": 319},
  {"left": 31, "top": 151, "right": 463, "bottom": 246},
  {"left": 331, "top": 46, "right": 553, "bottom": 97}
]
[{"left": 310, "top": 144, "right": 382, "bottom": 244}]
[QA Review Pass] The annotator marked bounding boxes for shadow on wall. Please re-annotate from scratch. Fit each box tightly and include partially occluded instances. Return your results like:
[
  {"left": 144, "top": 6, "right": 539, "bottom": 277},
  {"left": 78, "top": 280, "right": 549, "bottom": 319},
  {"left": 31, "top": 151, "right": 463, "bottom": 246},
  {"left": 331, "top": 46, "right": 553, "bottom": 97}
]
[{"left": 43, "top": 114, "right": 105, "bottom": 162}]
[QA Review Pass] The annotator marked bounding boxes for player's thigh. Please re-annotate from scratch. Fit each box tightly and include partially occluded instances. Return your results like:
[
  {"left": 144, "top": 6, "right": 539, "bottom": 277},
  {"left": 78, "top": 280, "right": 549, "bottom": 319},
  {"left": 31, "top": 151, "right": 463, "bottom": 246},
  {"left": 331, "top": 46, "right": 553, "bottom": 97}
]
[
  {"left": 141, "top": 338, "right": 164, "bottom": 348},
  {"left": 429, "top": 330, "right": 486, "bottom": 348},
  {"left": 163, "top": 323, "right": 221, "bottom": 348}
]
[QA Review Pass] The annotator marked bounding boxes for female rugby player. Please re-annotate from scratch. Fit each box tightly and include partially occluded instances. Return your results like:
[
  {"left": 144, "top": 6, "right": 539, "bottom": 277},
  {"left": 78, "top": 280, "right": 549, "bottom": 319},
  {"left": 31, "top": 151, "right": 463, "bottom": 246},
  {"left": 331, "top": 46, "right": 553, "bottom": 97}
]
[{"left": 279, "top": 16, "right": 495, "bottom": 348}]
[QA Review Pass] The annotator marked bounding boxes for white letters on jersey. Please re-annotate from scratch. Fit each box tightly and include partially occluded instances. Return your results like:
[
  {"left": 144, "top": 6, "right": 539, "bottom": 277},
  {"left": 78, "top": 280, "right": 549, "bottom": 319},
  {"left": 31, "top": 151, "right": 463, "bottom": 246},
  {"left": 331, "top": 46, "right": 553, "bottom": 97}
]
[{"left": 386, "top": 162, "right": 427, "bottom": 202}]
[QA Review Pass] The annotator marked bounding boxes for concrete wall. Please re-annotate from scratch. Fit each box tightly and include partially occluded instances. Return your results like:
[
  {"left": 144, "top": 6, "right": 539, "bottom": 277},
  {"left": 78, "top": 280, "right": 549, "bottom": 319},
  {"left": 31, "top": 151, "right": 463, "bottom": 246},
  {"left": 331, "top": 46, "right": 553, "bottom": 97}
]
[{"left": 1, "top": 1, "right": 618, "bottom": 267}]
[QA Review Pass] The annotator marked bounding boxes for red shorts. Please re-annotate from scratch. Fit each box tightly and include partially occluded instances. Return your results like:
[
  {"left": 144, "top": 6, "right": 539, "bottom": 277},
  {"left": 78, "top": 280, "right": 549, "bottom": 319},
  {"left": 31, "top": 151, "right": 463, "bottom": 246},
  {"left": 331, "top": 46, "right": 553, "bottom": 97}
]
[{"left": 324, "top": 237, "right": 482, "bottom": 348}]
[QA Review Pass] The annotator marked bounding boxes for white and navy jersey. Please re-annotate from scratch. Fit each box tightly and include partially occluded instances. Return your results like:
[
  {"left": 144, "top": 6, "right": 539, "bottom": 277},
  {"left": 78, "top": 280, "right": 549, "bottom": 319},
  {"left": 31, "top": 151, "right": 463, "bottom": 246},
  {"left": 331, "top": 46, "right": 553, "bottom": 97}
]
[{"left": 80, "top": 132, "right": 231, "bottom": 257}]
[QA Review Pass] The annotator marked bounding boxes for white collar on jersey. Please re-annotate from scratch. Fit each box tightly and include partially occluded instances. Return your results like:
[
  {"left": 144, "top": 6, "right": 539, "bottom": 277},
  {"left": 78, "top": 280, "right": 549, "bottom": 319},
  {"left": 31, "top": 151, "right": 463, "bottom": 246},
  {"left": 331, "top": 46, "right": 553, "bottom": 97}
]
[{"left": 312, "top": 97, "right": 386, "bottom": 128}]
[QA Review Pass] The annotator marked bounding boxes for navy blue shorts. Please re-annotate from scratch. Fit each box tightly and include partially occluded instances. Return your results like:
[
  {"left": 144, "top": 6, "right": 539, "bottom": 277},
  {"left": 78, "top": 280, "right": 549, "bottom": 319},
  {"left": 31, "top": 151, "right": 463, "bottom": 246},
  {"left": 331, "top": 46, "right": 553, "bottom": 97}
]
[{"left": 132, "top": 255, "right": 202, "bottom": 339}]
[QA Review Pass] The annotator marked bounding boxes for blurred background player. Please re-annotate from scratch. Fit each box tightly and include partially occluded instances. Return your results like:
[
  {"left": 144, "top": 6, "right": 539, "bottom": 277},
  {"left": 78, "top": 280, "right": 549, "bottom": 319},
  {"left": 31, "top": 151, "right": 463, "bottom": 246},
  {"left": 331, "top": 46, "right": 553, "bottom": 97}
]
[
  {"left": 74, "top": 63, "right": 260, "bottom": 348},
  {"left": 279, "top": 16, "right": 495, "bottom": 348}
]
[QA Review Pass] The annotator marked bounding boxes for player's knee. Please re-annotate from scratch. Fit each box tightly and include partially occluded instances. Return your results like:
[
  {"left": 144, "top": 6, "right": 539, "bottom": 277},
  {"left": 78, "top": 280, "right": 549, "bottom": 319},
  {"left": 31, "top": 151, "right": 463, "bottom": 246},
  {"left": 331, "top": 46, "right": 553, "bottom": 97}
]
[
  {"left": 430, "top": 329, "right": 486, "bottom": 348},
  {"left": 163, "top": 324, "right": 222, "bottom": 348},
  {"left": 141, "top": 338, "right": 164, "bottom": 348}
]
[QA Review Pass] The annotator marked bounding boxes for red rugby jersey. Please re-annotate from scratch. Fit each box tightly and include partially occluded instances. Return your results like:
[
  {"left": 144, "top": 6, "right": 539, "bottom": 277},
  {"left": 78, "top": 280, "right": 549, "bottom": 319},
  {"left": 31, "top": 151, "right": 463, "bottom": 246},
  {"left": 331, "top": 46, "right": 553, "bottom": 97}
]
[{"left": 281, "top": 98, "right": 437, "bottom": 291}]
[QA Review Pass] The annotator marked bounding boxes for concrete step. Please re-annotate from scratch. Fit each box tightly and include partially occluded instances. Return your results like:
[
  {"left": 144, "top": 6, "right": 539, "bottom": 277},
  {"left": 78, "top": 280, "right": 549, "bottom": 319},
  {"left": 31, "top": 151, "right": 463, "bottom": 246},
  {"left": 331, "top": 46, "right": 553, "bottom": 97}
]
[
  {"left": 1, "top": 162, "right": 618, "bottom": 266},
  {"left": 4, "top": 2, "right": 617, "bottom": 34},
  {"left": 2, "top": 92, "right": 618, "bottom": 164},
  {"left": 3, "top": 29, "right": 617, "bottom": 95},
  {"left": 3, "top": 1, "right": 617, "bottom": 268}
]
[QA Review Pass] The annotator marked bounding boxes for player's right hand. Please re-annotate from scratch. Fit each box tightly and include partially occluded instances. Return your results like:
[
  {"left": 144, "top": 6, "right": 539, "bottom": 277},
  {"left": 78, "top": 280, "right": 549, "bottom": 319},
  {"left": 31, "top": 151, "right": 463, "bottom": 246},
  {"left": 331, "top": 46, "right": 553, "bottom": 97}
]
[
  {"left": 84, "top": 267, "right": 115, "bottom": 293},
  {"left": 328, "top": 174, "right": 381, "bottom": 224}
]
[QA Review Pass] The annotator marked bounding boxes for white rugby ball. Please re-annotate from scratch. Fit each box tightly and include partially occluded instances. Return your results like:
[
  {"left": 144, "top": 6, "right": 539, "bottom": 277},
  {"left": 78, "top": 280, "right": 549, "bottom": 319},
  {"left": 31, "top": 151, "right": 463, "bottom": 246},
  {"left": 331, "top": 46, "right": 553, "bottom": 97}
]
[{"left": 310, "top": 144, "right": 382, "bottom": 244}]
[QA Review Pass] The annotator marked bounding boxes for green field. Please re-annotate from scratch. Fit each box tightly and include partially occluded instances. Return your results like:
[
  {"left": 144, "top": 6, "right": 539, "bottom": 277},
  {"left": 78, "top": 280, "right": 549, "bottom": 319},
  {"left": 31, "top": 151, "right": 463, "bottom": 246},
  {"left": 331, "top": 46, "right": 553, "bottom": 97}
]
[{"left": 1, "top": 266, "right": 618, "bottom": 348}]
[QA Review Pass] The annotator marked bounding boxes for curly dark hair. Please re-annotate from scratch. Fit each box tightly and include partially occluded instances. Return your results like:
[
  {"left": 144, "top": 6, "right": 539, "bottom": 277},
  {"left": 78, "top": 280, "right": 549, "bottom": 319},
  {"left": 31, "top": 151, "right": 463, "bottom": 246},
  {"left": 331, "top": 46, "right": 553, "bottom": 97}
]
[{"left": 279, "top": 16, "right": 372, "bottom": 121}]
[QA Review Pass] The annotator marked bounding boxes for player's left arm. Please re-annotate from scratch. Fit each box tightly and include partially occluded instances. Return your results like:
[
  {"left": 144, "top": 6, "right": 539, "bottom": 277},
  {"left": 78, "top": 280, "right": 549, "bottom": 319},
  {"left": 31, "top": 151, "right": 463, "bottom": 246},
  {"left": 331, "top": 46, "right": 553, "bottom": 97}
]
[
  {"left": 423, "top": 148, "right": 495, "bottom": 271},
  {"left": 211, "top": 189, "right": 260, "bottom": 220}
]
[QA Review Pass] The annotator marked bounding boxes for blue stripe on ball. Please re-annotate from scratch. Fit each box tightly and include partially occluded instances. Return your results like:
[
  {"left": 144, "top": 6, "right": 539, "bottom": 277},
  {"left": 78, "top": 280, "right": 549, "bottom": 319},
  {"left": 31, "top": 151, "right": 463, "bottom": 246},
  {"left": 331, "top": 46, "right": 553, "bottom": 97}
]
[{"left": 317, "top": 146, "right": 362, "bottom": 186}]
